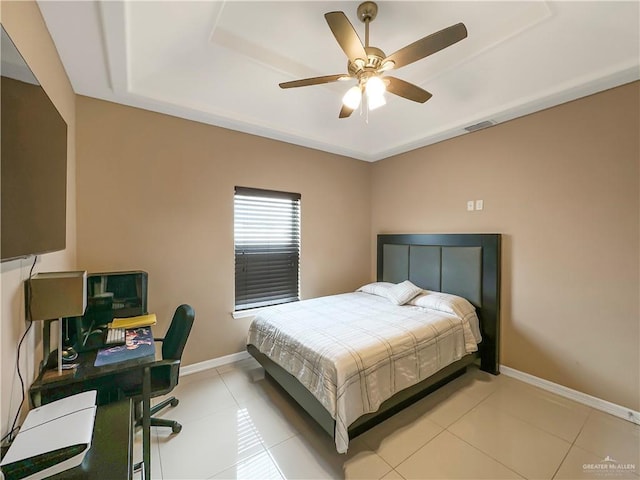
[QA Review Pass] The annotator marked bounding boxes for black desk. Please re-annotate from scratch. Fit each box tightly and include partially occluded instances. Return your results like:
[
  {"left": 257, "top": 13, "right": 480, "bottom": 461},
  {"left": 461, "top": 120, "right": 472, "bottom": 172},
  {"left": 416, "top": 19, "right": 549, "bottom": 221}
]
[
  {"left": 29, "top": 345, "right": 156, "bottom": 408},
  {"left": 48, "top": 400, "right": 133, "bottom": 479}
]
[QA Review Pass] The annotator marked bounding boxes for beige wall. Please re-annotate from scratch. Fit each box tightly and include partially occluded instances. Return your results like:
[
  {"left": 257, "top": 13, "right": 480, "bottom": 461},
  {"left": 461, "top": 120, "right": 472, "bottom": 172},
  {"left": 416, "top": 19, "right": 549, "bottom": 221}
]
[
  {"left": 371, "top": 82, "right": 640, "bottom": 410},
  {"left": 75, "top": 96, "right": 372, "bottom": 366},
  {"left": 0, "top": 0, "right": 77, "bottom": 437}
]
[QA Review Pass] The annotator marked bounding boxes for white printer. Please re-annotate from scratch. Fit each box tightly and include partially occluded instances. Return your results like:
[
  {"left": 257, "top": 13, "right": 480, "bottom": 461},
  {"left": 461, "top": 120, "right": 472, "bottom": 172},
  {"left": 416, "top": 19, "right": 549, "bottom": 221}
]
[{"left": 0, "top": 391, "right": 96, "bottom": 480}]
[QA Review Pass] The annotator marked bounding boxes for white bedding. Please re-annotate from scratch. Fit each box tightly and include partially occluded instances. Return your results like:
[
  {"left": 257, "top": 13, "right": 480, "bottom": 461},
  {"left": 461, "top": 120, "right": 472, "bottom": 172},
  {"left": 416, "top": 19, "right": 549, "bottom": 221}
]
[{"left": 246, "top": 292, "right": 481, "bottom": 453}]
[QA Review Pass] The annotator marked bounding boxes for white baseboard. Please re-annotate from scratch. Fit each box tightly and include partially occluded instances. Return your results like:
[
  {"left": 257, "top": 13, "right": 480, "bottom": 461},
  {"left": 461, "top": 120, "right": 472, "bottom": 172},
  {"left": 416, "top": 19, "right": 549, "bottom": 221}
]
[
  {"left": 180, "top": 351, "right": 251, "bottom": 377},
  {"left": 500, "top": 365, "right": 640, "bottom": 425}
]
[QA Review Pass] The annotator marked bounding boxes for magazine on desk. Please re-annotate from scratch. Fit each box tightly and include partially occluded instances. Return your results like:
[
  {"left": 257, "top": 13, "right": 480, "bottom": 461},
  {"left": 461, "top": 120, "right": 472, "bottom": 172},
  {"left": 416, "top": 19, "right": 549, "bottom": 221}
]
[{"left": 94, "top": 327, "right": 154, "bottom": 367}]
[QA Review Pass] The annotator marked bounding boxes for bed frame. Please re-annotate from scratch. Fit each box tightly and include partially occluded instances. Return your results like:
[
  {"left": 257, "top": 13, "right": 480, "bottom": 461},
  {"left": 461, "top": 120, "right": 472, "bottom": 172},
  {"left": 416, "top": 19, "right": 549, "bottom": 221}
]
[{"left": 247, "top": 233, "right": 501, "bottom": 440}]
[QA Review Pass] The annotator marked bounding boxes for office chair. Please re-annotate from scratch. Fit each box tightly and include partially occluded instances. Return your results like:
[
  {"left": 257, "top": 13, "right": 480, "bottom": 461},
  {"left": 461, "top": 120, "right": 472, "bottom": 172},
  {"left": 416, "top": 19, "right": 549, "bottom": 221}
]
[{"left": 120, "top": 304, "right": 195, "bottom": 434}]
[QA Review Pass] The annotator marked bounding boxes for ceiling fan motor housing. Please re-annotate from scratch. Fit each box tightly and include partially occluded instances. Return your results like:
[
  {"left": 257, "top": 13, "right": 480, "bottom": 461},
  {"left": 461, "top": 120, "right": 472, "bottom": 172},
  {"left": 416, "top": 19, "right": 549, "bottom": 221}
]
[
  {"left": 357, "top": 2, "right": 378, "bottom": 23},
  {"left": 348, "top": 46, "right": 386, "bottom": 76}
]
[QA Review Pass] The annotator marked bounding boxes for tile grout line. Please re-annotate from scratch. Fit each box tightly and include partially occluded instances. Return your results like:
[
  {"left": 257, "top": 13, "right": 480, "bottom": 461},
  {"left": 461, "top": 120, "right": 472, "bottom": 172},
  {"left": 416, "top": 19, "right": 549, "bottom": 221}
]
[
  {"left": 151, "top": 428, "right": 164, "bottom": 480},
  {"left": 205, "top": 408, "right": 272, "bottom": 480},
  {"left": 226, "top": 371, "right": 287, "bottom": 480},
  {"left": 477, "top": 382, "right": 591, "bottom": 445},
  {"left": 162, "top": 366, "right": 265, "bottom": 479},
  {"left": 372, "top": 453, "right": 396, "bottom": 480},
  {"left": 446, "top": 428, "right": 528, "bottom": 479},
  {"left": 557, "top": 407, "right": 640, "bottom": 475},
  {"left": 391, "top": 374, "right": 506, "bottom": 475},
  {"left": 364, "top": 420, "right": 446, "bottom": 469},
  {"left": 445, "top": 389, "right": 528, "bottom": 479},
  {"left": 452, "top": 392, "right": 579, "bottom": 478},
  {"left": 392, "top": 429, "right": 451, "bottom": 475},
  {"left": 550, "top": 406, "right": 594, "bottom": 479},
  {"left": 264, "top": 447, "right": 290, "bottom": 480}
]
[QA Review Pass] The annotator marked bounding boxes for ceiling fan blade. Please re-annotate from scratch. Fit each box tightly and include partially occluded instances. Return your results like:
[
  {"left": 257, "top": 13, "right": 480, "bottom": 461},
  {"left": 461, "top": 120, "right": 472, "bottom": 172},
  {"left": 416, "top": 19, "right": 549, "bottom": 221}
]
[
  {"left": 325, "top": 11, "right": 367, "bottom": 63},
  {"left": 279, "top": 74, "right": 346, "bottom": 89},
  {"left": 339, "top": 104, "right": 355, "bottom": 118},
  {"left": 384, "top": 23, "right": 467, "bottom": 70},
  {"left": 386, "top": 76, "right": 432, "bottom": 103}
]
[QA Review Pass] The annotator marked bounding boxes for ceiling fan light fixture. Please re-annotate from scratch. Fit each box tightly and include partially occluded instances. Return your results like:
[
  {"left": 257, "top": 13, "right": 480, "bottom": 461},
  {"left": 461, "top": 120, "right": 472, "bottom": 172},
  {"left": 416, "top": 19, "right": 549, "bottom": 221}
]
[
  {"left": 379, "top": 60, "right": 395, "bottom": 72},
  {"left": 367, "top": 92, "right": 386, "bottom": 111},
  {"left": 365, "top": 75, "right": 386, "bottom": 98},
  {"left": 343, "top": 85, "right": 362, "bottom": 109}
]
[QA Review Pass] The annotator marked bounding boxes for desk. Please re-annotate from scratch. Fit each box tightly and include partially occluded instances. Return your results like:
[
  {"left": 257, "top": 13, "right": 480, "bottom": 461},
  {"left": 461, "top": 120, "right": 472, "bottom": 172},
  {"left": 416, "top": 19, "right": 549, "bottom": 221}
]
[
  {"left": 48, "top": 400, "right": 133, "bottom": 479},
  {"left": 29, "top": 346, "right": 155, "bottom": 408}
]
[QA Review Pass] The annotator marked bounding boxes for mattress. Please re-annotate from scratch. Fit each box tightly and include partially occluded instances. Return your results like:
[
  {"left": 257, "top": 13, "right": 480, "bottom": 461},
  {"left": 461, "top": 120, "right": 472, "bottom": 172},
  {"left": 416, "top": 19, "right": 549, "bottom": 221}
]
[{"left": 247, "top": 291, "right": 481, "bottom": 453}]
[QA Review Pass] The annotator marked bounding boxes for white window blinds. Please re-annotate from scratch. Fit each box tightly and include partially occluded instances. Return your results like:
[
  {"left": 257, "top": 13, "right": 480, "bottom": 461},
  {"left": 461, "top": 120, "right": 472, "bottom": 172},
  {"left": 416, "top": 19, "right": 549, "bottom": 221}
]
[{"left": 234, "top": 186, "right": 301, "bottom": 311}]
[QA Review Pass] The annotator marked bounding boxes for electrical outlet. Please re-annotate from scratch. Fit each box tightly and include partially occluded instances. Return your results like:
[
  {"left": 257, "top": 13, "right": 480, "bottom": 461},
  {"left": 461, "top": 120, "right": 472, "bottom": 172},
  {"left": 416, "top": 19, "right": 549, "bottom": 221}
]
[
  {"left": 476, "top": 200, "right": 484, "bottom": 211},
  {"left": 467, "top": 200, "right": 475, "bottom": 211}
]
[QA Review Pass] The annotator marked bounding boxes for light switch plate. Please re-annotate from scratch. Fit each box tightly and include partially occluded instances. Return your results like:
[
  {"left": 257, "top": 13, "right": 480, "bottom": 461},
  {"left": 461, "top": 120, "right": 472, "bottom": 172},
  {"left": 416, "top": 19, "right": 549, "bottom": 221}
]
[
  {"left": 475, "top": 200, "right": 484, "bottom": 210},
  {"left": 467, "top": 201, "right": 475, "bottom": 211}
]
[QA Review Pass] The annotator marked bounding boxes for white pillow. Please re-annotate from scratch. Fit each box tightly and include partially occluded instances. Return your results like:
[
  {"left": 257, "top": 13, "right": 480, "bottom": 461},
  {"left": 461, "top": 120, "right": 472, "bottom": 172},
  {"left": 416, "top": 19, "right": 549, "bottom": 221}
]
[
  {"left": 407, "top": 290, "right": 482, "bottom": 342},
  {"left": 356, "top": 282, "right": 394, "bottom": 297},
  {"left": 385, "top": 280, "right": 423, "bottom": 305},
  {"left": 407, "top": 290, "right": 472, "bottom": 315}
]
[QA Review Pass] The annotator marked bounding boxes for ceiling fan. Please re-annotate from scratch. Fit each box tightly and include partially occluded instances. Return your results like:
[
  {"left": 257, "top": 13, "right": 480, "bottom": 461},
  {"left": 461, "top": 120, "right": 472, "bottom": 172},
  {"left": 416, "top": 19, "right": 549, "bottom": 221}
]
[{"left": 279, "top": 2, "right": 467, "bottom": 118}]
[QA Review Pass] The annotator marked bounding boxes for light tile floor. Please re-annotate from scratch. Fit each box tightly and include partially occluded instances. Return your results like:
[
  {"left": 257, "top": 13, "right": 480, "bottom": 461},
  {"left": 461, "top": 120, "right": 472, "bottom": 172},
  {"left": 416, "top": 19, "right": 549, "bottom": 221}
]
[{"left": 133, "top": 358, "right": 639, "bottom": 480}]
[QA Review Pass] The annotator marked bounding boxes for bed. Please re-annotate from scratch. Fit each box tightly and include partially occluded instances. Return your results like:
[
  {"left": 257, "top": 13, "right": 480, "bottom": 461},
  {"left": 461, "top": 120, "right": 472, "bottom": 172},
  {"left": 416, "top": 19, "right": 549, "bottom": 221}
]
[{"left": 247, "top": 233, "right": 501, "bottom": 453}]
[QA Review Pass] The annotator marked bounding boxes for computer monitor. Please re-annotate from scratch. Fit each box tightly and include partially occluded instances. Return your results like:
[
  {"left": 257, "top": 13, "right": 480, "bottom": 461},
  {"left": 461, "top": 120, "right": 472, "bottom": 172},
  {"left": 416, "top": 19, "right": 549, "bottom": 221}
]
[{"left": 68, "top": 271, "right": 148, "bottom": 351}]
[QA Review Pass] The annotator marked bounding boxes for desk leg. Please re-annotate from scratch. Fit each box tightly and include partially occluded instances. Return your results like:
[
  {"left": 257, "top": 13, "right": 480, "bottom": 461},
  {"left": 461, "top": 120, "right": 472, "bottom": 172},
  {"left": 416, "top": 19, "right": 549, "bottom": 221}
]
[
  {"left": 143, "top": 366, "right": 151, "bottom": 480},
  {"left": 57, "top": 317, "right": 63, "bottom": 375},
  {"left": 42, "top": 319, "right": 52, "bottom": 371}
]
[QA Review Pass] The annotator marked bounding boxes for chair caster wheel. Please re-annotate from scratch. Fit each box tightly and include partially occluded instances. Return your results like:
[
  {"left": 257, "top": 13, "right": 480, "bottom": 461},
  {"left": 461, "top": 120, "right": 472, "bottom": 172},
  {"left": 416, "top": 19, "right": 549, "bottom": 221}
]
[
  {"left": 170, "top": 398, "right": 179, "bottom": 407},
  {"left": 172, "top": 423, "right": 182, "bottom": 434}
]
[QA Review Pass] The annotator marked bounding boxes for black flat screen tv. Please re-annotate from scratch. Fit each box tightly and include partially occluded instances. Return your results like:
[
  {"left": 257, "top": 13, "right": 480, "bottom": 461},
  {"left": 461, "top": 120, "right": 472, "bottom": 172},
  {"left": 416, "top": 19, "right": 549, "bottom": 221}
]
[{"left": 1, "top": 26, "right": 68, "bottom": 262}]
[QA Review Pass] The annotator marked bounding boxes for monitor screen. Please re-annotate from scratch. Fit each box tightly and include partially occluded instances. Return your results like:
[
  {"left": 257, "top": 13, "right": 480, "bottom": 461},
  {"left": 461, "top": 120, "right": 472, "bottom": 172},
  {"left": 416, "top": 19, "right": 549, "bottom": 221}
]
[
  {"left": 69, "top": 271, "right": 148, "bottom": 351},
  {"left": 86, "top": 271, "right": 149, "bottom": 325}
]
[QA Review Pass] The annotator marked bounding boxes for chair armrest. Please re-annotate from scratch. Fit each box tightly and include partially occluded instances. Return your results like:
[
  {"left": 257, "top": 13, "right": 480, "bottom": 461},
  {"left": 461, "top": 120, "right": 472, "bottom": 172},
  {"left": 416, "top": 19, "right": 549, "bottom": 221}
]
[
  {"left": 150, "top": 359, "right": 181, "bottom": 391},
  {"left": 118, "top": 359, "right": 182, "bottom": 400},
  {"left": 150, "top": 359, "right": 181, "bottom": 380},
  {"left": 151, "top": 359, "right": 180, "bottom": 368},
  {"left": 148, "top": 358, "right": 180, "bottom": 374}
]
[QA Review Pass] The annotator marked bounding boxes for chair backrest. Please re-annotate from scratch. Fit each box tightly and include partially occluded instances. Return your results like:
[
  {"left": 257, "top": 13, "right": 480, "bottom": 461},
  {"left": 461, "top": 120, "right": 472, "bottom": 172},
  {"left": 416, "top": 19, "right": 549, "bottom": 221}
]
[{"left": 162, "top": 304, "right": 195, "bottom": 360}]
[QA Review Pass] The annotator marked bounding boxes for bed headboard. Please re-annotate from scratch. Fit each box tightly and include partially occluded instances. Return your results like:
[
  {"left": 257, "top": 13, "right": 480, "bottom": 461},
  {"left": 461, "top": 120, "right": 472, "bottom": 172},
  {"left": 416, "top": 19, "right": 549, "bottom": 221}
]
[{"left": 377, "top": 234, "right": 501, "bottom": 374}]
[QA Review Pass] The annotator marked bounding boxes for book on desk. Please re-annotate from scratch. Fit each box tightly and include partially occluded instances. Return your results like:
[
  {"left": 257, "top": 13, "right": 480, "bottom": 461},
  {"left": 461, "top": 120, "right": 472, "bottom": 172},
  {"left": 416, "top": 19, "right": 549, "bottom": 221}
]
[{"left": 108, "top": 313, "right": 156, "bottom": 330}]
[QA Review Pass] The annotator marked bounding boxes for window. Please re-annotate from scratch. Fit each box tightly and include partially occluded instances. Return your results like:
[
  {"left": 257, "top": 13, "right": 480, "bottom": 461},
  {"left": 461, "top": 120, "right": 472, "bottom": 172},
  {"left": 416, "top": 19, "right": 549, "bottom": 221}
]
[{"left": 234, "top": 186, "right": 301, "bottom": 311}]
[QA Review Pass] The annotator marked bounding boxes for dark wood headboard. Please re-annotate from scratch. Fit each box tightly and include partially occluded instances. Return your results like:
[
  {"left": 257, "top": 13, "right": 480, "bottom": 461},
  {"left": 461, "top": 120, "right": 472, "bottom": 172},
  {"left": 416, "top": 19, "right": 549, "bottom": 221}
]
[{"left": 377, "top": 234, "right": 501, "bottom": 374}]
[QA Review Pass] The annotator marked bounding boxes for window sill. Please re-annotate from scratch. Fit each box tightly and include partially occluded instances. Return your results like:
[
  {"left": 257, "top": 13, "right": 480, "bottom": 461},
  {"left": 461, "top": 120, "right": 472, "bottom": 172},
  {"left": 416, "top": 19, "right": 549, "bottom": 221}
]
[
  {"left": 232, "top": 299, "right": 299, "bottom": 320},
  {"left": 231, "top": 307, "right": 269, "bottom": 320}
]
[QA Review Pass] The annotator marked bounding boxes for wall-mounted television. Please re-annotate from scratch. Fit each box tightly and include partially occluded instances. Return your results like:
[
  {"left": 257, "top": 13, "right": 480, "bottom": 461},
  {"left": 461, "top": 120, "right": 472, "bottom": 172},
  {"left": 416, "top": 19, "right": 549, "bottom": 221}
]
[{"left": 1, "top": 25, "right": 68, "bottom": 262}]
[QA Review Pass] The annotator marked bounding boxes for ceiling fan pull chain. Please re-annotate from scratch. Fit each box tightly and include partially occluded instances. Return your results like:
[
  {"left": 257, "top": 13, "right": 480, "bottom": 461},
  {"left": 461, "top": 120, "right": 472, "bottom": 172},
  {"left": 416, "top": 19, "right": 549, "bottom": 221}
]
[{"left": 365, "top": 96, "right": 369, "bottom": 124}]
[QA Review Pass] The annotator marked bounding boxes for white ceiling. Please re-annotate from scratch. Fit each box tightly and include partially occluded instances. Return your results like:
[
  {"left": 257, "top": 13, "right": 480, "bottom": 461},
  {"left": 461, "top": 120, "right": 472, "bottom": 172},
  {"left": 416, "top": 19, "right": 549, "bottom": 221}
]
[{"left": 37, "top": 1, "right": 639, "bottom": 162}]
